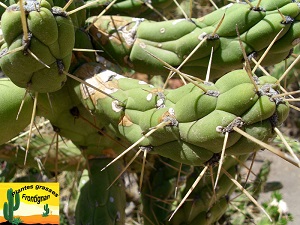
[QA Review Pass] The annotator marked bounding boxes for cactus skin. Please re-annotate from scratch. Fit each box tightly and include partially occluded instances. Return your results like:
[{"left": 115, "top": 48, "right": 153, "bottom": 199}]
[
  {"left": 141, "top": 156, "right": 192, "bottom": 224},
  {"left": 88, "top": 0, "right": 300, "bottom": 79},
  {"left": 75, "top": 158, "right": 126, "bottom": 225},
  {"left": 3, "top": 188, "right": 20, "bottom": 223},
  {"left": 167, "top": 154, "right": 249, "bottom": 225},
  {"left": 0, "top": 0, "right": 75, "bottom": 93},
  {"left": 35, "top": 74, "right": 126, "bottom": 158},
  {"left": 0, "top": 79, "right": 33, "bottom": 145},
  {"left": 77, "top": 64, "right": 289, "bottom": 166},
  {"left": 42, "top": 204, "right": 50, "bottom": 217},
  {"left": 141, "top": 154, "right": 249, "bottom": 224},
  {"left": 0, "top": 0, "right": 297, "bottom": 224},
  {"left": 84, "top": 0, "right": 182, "bottom": 18}
]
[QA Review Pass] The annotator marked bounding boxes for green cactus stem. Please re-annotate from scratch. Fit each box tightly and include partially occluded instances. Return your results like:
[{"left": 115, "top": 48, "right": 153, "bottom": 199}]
[{"left": 3, "top": 188, "right": 20, "bottom": 223}]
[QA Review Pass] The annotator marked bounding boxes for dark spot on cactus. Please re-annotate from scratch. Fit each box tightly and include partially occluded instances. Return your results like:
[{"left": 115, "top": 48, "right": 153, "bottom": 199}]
[
  {"left": 217, "top": 117, "right": 245, "bottom": 134},
  {"left": 234, "top": 164, "right": 239, "bottom": 173},
  {"left": 140, "top": 146, "right": 153, "bottom": 153},
  {"left": 79, "top": 146, "right": 87, "bottom": 151},
  {"left": 27, "top": 81, "right": 32, "bottom": 88},
  {"left": 56, "top": 60, "right": 65, "bottom": 75},
  {"left": 61, "top": 79, "right": 66, "bottom": 87},
  {"left": 246, "top": 51, "right": 257, "bottom": 62},
  {"left": 269, "top": 113, "right": 279, "bottom": 128},
  {"left": 225, "top": 195, "right": 230, "bottom": 203},
  {"left": 250, "top": 6, "right": 266, "bottom": 12},
  {"left": 205, "top": 153, "right": 221, "bottom": 166},
  {"left": 285, "top": 48, "right": 294, "bottom": 59},
  {"left": 206, "top": 34, "right": 220, "bottom": 40},
  {"left": 281, "top": 16, "right": 294, "bottom": 25},
  {"left": 0, "top": 48, "right": 8, "bottom": 58},
  {"left": 206, "top": 90, "right": 220, "bottom": 97},
  {"left": 22, "top": 33, "right": 33, "bottom": 54},
  {"left": 97, "top": 127, "right": 106, "bottom": 136},
  {"left": 52, "top": 125, "right": 61, "bottom": 133},
  {"left": 70, "top": 106, "right": 80, "bottom": 118}
]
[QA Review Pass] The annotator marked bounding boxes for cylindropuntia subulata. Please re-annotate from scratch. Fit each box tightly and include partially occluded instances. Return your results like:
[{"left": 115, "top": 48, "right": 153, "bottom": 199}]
[
  {"left": 0, "top": 0, "right": 300, "bottom": 224},
  {"left": 87, "top": 0, "right": 300, "bottom": 79},
  {"left": 0, "top": 0, "right": 75, "bottom": 93}
]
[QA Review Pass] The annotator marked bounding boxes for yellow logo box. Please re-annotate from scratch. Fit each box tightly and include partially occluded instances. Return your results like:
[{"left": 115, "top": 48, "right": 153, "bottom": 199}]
[{"left": 0, "top": 183, "right": 59, "bottom": 224}]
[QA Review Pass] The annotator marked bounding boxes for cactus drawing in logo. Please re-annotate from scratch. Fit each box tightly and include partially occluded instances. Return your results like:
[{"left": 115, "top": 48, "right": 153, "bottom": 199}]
[
  {"left": 42, "top": 204, "right": 50, "bottom": 217},
  {"left": 3, "top": 188, "right": 22, "bottom": 224}
]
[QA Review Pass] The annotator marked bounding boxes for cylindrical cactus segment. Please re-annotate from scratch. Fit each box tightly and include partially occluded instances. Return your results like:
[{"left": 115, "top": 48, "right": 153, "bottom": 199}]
[
  {"left": 88, "top": 0, "right": 300, "bottom": 79},
  {"left": 141, "top": 154, "right": 248, "bottom": 224},
  {"left": 141, "top": 156, "right": 192, "bottom": 225},
  {"left": 168, "top": 154, "right": 249, "bottom": 225},
  {"left": 0, "top": 0, "right": 75, "bottom": 93},
  {"left": 0, "top": 79, "right": 33, "bottom": 145},
  {"left": 84, "top": 0, "right": 183, "bottom": 18},
  {"left": 75, "top": 158, "right": 126, "bottom": 225},
  {"left": 77, "top": 64, "right": 289, "bottom": 166},
  {"left": 3, "top": 188, "right": 20, "bottom": 222},
  {"left": 36, "top": 77, "right": 126, "bottom": 157}
]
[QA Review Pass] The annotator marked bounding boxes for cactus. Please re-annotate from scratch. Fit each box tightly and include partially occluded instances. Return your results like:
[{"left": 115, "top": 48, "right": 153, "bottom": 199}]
[
  {"left": 42, "top": 204, "right": 50, "bottom": 217},
  {"left": 88, "top": 0, "right": 300, "bottom": 79},
  {"left": 0, "top": 0, "right": 75, "bottom": 93},
  {"left": 3, "top": 188, "right": 20, "bottom": 223},
  {"left": 75, "top": 158, "right": 126, "bottom": 225},
  {"left": 0, "top": 78, "right": 33, "bottom": 144},
  {"left": 0, "top": 0, "right": 300, "bottom": 224},
  {"left": 77, "top": 65, "right": 289, "bottom": 165}
]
